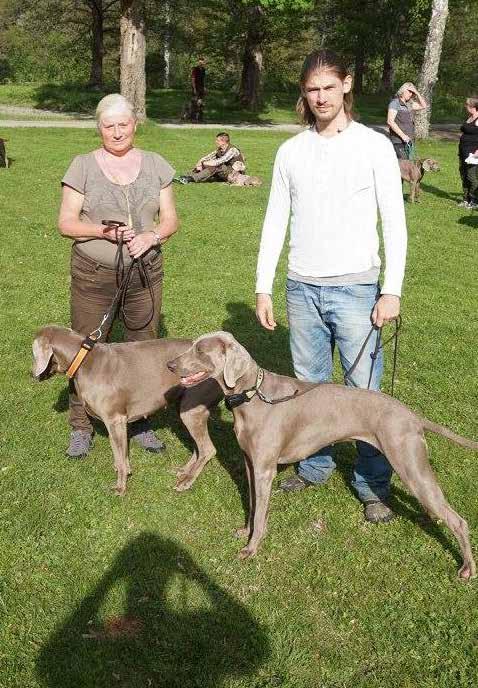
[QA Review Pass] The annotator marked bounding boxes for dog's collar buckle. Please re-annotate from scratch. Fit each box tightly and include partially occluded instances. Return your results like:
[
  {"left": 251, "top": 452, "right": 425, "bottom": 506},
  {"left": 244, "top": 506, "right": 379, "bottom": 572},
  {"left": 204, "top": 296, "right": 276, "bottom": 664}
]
[{"left": 66, "top": 334, "right": 98, "bottom": 379}]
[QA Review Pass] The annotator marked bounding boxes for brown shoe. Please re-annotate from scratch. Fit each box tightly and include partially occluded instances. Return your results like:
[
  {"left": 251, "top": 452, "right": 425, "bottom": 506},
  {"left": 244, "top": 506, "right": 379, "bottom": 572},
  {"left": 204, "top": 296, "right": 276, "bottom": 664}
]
[{"left": 364, "top": 500, "right": 396, "bottom": 524}]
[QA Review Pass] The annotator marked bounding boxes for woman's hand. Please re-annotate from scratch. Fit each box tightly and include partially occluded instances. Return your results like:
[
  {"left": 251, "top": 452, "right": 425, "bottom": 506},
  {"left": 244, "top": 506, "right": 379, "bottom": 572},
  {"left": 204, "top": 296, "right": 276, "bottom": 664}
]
[
  {"left": 126, "top": 231, "right": 157, "bottom": 259},
  {"left": 102, "top": 225, "right": 135, "bottom": 243}
]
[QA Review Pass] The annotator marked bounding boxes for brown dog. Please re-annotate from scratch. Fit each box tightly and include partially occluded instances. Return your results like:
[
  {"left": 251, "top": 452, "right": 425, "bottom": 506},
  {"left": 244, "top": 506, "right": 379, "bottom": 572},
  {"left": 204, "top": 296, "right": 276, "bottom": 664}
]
[
  {"left": 167, "top": 331, "right": 477, "bottom": 580},
  {"left": 32, "top": 326, "right": 222, "bottom": 495},
  {"left": 398, "top": 158, "right": 439, "bottom": 203}
]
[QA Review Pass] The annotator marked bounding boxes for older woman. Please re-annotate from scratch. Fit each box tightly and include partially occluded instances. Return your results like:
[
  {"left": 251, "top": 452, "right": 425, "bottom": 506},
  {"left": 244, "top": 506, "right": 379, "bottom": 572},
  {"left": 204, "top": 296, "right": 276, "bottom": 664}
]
[
  {"left": 457, "top": 96, "right": 478, "bottom": 209},
  {"left": 387, "top": 82, "right": 427, "bottom": 159},
  {"left": 59, "top": 93, "right": 178, "bottom": 458}
]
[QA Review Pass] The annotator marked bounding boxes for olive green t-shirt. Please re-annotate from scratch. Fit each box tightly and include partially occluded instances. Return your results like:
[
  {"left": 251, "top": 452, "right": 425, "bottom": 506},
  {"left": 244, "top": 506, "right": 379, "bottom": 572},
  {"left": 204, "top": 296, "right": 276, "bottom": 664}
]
[{"left": 62, "top": 150, "right": 175, "bottom": 266}]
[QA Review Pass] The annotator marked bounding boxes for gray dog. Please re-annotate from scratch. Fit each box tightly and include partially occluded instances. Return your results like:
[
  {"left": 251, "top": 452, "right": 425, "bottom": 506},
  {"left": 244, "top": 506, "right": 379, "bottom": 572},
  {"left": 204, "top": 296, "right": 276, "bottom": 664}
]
[
  {"left": 32, "top": 325, "right": 221, "bottom": 495},
  {"left": 167, "top": 331, "right": 477, "bottom": 580},
  {"left": 398, "top": 158, "right": 440, "bottom": 203}
]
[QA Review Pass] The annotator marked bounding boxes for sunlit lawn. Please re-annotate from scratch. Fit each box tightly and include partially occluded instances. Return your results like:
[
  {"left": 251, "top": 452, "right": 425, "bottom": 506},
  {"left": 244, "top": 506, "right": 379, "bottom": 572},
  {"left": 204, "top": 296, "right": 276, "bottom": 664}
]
[{"left": 0, "top": 125, "right": 477, "bottom": 687}]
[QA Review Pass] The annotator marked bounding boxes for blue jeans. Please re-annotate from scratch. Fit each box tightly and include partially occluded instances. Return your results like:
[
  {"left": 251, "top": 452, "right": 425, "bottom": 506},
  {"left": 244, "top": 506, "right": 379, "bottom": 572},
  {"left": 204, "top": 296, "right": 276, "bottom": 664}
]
[{"left": 286, "top": 279, "right": 393, "bottom": 503}]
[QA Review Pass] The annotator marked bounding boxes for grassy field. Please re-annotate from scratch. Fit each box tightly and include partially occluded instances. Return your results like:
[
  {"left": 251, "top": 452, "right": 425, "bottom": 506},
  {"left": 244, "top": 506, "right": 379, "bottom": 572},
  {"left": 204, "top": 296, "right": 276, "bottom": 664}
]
[
  {"left": 0, "top": 124, "right": 477, "bottom": 688},
  {"left": 0, "top": 83, "right": 467, "bottom": 124}
]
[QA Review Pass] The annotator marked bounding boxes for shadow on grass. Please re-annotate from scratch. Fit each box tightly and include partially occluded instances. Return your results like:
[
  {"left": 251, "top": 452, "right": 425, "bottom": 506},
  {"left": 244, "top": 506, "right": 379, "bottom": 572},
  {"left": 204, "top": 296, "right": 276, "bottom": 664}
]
[
  {"left": 222, "top": 301, "right": 294, "bottom": 376},
  {"left": 36, "top": 532, "right": 270, "bottom": 688},
  {"left": 457, "top": 213, "right": 478, "bottom": 228},
  {"left": 420, "top": 182, "right": 462, "bottom": 203},
  {"left": 311, "top": 444, "right": 463, "bottom": 569},
  {"left": 32, "top": 82, "right": 282, "bottom": 124},
  {"left": 34, "top": 82, "right": 114, "bottom": 115}
]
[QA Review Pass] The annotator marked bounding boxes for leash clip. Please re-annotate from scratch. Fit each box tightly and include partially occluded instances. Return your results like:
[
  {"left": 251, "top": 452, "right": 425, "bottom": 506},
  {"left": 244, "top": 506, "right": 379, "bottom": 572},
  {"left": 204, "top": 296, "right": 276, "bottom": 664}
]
[{"left": 90, "top": 312, "right": 109, "bottom": 341}]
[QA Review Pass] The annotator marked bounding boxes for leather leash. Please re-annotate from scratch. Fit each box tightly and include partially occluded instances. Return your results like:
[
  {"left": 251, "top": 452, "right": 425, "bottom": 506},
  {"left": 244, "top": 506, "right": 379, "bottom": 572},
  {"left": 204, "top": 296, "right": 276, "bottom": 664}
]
[
  {"left": 224, "top": 317, "right": 402, "bottom": 410},
  {"left": 344, "top": 316, "right": 402, "bottom": 396},
  {"left": 66, "top": 220, "right": 157, "bottom": 379}
]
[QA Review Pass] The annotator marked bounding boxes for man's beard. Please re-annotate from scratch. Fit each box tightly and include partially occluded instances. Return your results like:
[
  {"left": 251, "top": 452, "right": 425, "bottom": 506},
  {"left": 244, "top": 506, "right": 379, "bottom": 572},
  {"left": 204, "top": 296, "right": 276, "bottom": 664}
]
[{"left": 313, "top": 105, "right": 340, "bottom": 122}]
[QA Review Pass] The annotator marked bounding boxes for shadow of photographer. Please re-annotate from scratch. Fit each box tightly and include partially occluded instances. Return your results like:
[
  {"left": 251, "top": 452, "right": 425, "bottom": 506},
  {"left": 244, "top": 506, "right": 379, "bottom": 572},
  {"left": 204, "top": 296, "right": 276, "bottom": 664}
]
[{"left": 36, "top": 532, "right": 270, "bottom": 688}]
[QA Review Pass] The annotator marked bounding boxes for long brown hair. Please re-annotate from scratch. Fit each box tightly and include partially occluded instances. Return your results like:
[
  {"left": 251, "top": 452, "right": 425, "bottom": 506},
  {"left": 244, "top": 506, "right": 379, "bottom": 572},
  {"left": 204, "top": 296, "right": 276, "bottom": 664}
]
[{"left": 296, "top": 50, "right": 354, "bottom": 126}]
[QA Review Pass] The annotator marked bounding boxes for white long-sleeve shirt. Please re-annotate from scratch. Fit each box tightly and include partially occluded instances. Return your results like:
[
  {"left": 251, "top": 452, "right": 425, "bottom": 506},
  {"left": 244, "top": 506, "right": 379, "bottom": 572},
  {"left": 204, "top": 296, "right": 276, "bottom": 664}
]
[{"left": 256, "top": 122, "right": 407, "bottom": 296}]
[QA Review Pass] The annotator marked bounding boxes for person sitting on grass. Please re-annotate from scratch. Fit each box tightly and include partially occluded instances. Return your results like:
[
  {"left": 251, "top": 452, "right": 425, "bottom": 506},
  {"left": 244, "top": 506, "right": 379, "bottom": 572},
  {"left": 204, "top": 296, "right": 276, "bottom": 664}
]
[{"left": 177, "top": 132, "right": 245, "bottom": 184}]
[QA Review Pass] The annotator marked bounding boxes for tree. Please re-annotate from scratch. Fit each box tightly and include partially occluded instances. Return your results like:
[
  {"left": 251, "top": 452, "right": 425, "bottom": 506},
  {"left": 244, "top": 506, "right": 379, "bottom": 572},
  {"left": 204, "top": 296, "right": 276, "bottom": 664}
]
[
  {"left": 239, "top": 3, "right": 266, "bottom": 109},
  {"left": 415, "top": 0, "right": 449, "bottom": 138},
  {"left": 120, "top": 0, "right": 146, "bottom": 120},
  {"left": 234, "top": 0, "right": 313, "bottom": 110},
  {"left": 85, "top": 0, "right": 120, "bottom": 88}
]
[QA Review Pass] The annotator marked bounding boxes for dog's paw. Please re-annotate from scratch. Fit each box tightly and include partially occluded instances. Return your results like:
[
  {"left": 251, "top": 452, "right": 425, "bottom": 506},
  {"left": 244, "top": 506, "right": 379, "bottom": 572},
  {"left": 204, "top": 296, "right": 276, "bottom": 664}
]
[
  {"left": 174, "top": 473, "right": 195, "bottom": 492},
  {"left": 238, "top": 545, "right": 256, "bottom": 560},
  {"left": 111, "top": 482, "right": 126, "bottom": 496},
  {"left": 234, "top": 527, "right": 250, "bottom": 540},
  {"left": 458, "top": 563, "right": 476, "bottom": 581}
]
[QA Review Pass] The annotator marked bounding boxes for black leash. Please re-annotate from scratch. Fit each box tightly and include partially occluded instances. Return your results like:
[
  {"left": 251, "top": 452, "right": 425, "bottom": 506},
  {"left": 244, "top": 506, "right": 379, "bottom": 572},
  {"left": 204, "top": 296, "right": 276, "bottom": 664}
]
[
  {"left": 225, "top": 317, "right": 402, "bottom": 411},
  {"left": 91, "top": 220, "right": 156, "bottom": 339},
  {"left": 225, "top": 368, "right": 313, "bottom": 410},
  {"left": 344, "top": 316, "right": 402, "bottom": 396},
  {"left": 67, "top": 221, "right": 157, "bottom": 379}
]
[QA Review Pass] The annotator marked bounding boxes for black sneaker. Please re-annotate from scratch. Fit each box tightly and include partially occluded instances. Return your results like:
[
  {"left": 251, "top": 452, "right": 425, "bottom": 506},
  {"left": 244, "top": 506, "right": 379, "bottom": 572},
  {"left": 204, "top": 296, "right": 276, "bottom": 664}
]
[
  {"left": 363, "top": 500, "right": 396, "bottom": 523},
  {"left": 66, "top": 430, "right": 93, "bottom": 459},
  {"left": 177, "top": 175, "right": 193, "bottom": 185}
]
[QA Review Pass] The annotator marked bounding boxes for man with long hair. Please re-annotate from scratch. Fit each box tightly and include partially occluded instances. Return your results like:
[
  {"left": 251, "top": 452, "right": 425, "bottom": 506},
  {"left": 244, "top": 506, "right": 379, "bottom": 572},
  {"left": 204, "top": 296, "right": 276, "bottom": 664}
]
[{"left": 255, "top": 50, "right": 407, "bottom": 523}]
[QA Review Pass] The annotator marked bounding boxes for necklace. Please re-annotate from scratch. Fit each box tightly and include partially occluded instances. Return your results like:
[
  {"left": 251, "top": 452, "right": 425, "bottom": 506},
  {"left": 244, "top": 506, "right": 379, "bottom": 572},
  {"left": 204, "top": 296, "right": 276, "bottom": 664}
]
[{"left": 101, "top": 149, "right": 133, "bottom": 227}]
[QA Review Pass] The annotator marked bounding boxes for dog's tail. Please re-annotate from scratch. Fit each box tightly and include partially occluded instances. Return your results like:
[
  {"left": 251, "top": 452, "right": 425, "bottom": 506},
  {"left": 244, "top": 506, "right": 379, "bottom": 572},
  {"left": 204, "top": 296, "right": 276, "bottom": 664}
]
[{"left": 423, "top": 419, "right": 478, "bottom": 450}]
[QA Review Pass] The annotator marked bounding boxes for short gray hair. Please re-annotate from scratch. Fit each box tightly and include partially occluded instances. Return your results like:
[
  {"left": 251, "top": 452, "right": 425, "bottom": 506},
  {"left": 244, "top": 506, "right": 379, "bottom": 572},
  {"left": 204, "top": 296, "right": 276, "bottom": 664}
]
[
  {"left": 96, "top": 94, "right": 136, "bottom": 126},
  {"left": 396, "top": 82, "right": 416, "bottom": 98}
]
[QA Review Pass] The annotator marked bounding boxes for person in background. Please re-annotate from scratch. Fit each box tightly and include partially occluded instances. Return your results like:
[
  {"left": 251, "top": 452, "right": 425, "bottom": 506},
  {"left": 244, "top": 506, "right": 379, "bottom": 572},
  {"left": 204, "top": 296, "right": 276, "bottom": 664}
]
[
  {"left": 457, "top": 96, "right": 478, "bottom": 209},
  {"left": 58, "top": 94, "right": 178, "bottom": 458},
  {"left": 177, "top": 132, "right": 244, "bottom": 184},
  {"left": 190, "top": 57, "right": 207, "bottom": 123},
  {"left": 387, "top": 82, "right": 427, "bottom": 160}
]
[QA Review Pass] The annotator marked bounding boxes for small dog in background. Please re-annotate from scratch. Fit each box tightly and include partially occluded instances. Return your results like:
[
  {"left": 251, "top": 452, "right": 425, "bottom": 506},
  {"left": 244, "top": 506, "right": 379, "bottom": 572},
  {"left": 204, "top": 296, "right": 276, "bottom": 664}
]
[
  {"left": 399, "top": 158, "right": 439, "bottom": 203},
  {"left": 0, "top": 138, "right": 8, "bottom": 168},
  {"left": 181, "top": 95, "right": 204, "bottom": 123}
]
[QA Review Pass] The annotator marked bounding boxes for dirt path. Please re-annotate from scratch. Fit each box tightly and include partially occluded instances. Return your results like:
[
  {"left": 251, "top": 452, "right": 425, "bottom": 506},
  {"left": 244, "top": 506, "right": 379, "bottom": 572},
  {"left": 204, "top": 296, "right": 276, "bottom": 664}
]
[{"left": 0, "top": 106, "right": 461, "bottom": 140}]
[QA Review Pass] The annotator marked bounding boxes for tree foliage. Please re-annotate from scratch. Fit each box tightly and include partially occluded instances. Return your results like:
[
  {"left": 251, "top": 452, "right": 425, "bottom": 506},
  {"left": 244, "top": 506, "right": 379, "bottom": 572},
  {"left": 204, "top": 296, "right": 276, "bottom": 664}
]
[{"left": 0, "top": 0, "right": 475, "bottom": 111}]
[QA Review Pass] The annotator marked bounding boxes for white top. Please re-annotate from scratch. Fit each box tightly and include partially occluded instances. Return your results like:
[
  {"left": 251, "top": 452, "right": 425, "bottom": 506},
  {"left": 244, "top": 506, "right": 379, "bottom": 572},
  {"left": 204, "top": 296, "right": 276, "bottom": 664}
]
[{"left": 256, "top": 121, "right": 407, "bottom": 296}]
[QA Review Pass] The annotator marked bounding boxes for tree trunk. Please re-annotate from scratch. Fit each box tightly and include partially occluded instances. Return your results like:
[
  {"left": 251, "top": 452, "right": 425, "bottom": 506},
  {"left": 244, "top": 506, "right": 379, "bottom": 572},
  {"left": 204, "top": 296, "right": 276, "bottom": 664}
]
[
  {"left": 120, "top": 0, "right": 146, "bottom": 121},
  {"left": 239, "top": 5, "right": 265, "bottom": 111},
  {"left": 163, "top": 0, "right": 170, "bottom": 88},
  {"left": 354, "top": 48, "right": 365, "bottom": 95},
  {"left": 380, "top": 44, "right": 394, "bottom": 94},
  {"left": 415, "top": 0, "right": 449, "bottom": 139},
  {"left": 88, "top": 0, "right": 104, "bottom": 88}
]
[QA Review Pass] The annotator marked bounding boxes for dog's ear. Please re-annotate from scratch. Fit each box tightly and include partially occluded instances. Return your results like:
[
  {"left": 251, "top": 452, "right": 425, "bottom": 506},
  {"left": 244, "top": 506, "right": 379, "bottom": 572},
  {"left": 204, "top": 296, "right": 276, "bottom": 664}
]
[
  {"left": 422, "top": 159, "right": 432, "bottom": 172},
  {"left": 222, "top": 335, "right": 252, "bottom": 389},
  {"left": 32, "top": 336, "right": 53, "bottom": 379}
]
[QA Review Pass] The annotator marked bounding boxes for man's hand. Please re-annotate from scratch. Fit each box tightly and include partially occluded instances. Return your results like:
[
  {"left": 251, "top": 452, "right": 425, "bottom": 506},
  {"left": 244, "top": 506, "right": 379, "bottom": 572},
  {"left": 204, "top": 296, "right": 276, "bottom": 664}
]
[
  {"left": 402, "top": 135, "right": 411, "bottom": 144},
  {"left": 256, "top": 293, "right": 277, "bottom": 330},
  {"left": 372, "top": 294, "right": 400, "bottom": 328}
]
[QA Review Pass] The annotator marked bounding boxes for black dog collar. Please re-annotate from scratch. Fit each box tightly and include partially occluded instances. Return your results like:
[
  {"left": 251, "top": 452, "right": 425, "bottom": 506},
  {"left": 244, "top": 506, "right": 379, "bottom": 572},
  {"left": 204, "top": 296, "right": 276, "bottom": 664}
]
[{"left": 224, "top": 368, "right": 264, "bottom": 410}]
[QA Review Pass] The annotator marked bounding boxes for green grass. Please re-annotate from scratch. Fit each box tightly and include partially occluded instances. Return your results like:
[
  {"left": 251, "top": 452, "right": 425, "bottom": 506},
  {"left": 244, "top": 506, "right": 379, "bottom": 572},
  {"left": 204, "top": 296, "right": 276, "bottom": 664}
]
[
  {"left": 0, "top": 125, "right": 477, "bottom": 688},
  {"left": 0, "top": 83, "right": 467, "bottom": 124}
]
